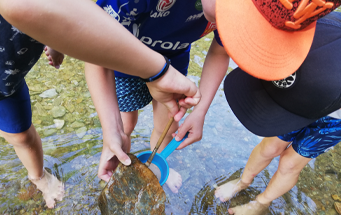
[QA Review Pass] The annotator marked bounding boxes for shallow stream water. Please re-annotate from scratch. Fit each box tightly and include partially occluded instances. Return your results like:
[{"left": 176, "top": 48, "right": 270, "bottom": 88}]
[{"left": 0, "top": 31, "right": 341, "bottom": 215}]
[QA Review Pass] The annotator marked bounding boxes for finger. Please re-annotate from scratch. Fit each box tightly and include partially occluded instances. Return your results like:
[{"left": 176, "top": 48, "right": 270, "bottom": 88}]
[
  {"left": 98, "top": 159, "right": 116, "bottom": 182},
  {"left": 174, "top": 106, "right": 187, "bottom": 122},
  {"left": 184, "top": 96, "right": 201, "bottom": 107},
  {"left": 97, "top": 163, "right": 111, "bottom": 182},
  {"left": 178, "top": 99, "right": 192, "bottom": 110},
  {"left": 177, "top": 137, "right": 195, "bottom": 149},
  {"left": 109, "top": 144, "right": 131, "bottom": 166},
  {"left": 177, "top": 77, "right": 201, "bottom": 105},
  {"left": 175, "top": 121, "right": 190, "bottom": 141},
  {"left": 163, "top": 100, "right": 179, "bottom": 117},
  {"left": 98, "top": 171, "right": 111, "bottom": 182}
]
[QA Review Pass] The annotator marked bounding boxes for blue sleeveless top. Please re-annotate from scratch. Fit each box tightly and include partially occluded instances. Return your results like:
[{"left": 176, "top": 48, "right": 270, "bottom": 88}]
[{"left": 96, "top": 0, "right": 222, "bottom": 78}]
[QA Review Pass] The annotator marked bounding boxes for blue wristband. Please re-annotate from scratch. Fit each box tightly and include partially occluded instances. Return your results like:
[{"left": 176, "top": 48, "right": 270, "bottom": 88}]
[{"left": 140, "top": 56, "right": 170, "bottom": 82}]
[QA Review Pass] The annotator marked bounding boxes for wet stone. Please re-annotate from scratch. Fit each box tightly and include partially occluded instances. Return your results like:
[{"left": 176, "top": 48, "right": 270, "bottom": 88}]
[
  {"left": 98, "top": 154, "right": 166, "bottom": 215},
  {"left": 53, "top": 119, "right": 65, "bottom": 129},
  {"left": 335, "top": 202, "right": 341, "bottom": 214},
  {"left": 82, "top": 135, "right": 93, "bottom": 142},
  {"left": 332, "top": 195, "right": 341, "bottom": 201},
  {"left": 53, "top": 97, "right": 63, "bottom": 106},
  {"left": 43, "top": 129, "right": 57, "bottom": 136},
  {"left": 51, "top": 106, "right": 66, "bottom": 118},
  {"left": 76, "top": 127, "right": 87, "bottom": 139},
  {"left": 39, "top": 89, "right": 58, "bottom": 98},
  {"left": 34, "top": 102, "right": 47, "bottom": 116},
  {"left": 70, "top": 121, "right": 85, "bottom": 128}
]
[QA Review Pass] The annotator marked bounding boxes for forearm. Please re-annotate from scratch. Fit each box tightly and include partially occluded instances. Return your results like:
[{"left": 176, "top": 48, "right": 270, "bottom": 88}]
[
  {"left": 194, "top": 39, "right": 229, "bottom": 114},
  {"left": 84, "top": 63, "right": 123, "bottom": 135},
  {"left": 0, "top": 0, "right": 164, "bottom": 79}
]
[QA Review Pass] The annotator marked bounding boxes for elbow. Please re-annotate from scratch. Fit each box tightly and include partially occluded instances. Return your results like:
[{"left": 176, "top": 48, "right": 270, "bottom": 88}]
[{"left": 0, "top": 0, "right": 36, "bottom": 28}]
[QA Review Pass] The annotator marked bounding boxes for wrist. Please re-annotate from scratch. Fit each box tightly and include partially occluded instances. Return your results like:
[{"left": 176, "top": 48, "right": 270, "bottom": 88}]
[
  {"left": 140, "top": 56, "right": 170, "bottom": 82},
  {"left": 192, "top": 106, "right": 208, "bottom": 116}
]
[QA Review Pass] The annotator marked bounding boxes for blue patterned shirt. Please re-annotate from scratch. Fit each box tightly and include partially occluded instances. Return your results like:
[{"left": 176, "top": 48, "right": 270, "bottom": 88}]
[{"left": 0, "top": 15, "right": 45, "bottom": 100}]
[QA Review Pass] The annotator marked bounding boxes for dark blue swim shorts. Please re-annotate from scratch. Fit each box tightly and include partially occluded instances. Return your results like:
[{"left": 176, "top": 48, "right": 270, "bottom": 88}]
[
  {"left": 115, "top": 77, "right": 153, "bottom": 112},
  {"left": 115, "top": 52, "right": 190, "bottom": 112},
  {"left": 278, "top": 116, "right": 341, "bottom": 158},
  {"left": 0, "top": 82, "right": 32, "bottom": 133}
]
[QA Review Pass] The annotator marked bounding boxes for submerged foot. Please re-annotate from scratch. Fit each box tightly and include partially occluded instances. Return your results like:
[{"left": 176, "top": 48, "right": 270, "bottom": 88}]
[
  {"left": 228, "top": 198, "right": 270, "bottom": 215},
  {"left": 215, "top": 178, "right": 249, "bottom": 202},
  {"left": 29, "top": 169, "right": 65, "bottom": 208},
  {"left": 165, "top": 168, "right": 182, "bottom": 193}
]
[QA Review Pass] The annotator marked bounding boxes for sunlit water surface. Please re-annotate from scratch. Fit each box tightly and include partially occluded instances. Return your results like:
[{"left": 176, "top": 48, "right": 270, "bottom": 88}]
[{"left": 0, "top": 34, "right": 340, "bottom": 215}]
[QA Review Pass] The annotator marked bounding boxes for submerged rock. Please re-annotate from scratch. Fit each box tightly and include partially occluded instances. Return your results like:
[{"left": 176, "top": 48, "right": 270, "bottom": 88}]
[
  {"left": 76, "top": 126, "right": 87, "bottom": 138},
  {"left": 98, "top": 154, "right": 166, "bottom": 215},
  {"left": 53, "top": 119, "right": 65, "bottom": 129},
  {"left": 332, "top": 194, "right": 341, "bottom": 202},
  {"left": 51, "top": 106, "right": 66, "bottom": 118},
  {"left": 335, "top": 202, "right": 341, "bottom": 214},
  {"left": 39, "top": 89, "right": 58, "bottom": 98}
]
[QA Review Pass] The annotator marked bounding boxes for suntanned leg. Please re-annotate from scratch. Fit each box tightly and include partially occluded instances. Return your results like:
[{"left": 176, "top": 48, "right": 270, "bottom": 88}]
[
  {"left": 228, "top": 145, "right": 311, "bottom": 215},
  {"left": 1, "top": 124, "right": 43, "bottom": 178},
  {"left": 150, "top": 99, "right": 181, "bottom": 193},
  {"left": 215, "top": 137, "right": 290, "bottom": 202},
  {"left": 0, "top": 124, "right": 64, "bottom": 208},
  {"left": 120, "top": 110, "right": 139, "bottom": 143}
]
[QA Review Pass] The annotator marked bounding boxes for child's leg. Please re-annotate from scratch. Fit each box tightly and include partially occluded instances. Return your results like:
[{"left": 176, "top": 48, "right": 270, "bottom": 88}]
[
  {"left": 150, "top": 99, "right": 181, "bottom": 193},
  {"left": 0, "top": 124, "right": 43, "bottom": 178},
  {"left": 0, "top": 84, "right": 64, "bottom": 208},
  {"left": 0, "top": 125, "right": 64, "bottom": 208},
  {"left": 215, "top": 137, "right": 290, "bottom": 202},
  {"left": 228, "top": 145, "right": 311, "bottom": 214},
  {"left": 120, "top": 110, "right": 138, "bottom": 142},
  {"left": 150, "top": 99, "right": 179, "bottom": 151}
]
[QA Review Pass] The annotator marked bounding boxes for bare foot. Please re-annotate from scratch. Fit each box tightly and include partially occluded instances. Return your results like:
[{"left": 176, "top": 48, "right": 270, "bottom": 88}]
[
  {"left": 29, "top": 169, "right": 65, "bottom": 208},
  {"left": 215, "top": 178, "right": 249, "bottom": 202},
  {"left": 165, "top": 168, "right": 182, "bottom": 193},
  {"left": 44, "top": 46, "right": 64, "bottom": 69},
  {"left": 228, "top": 198, "right": 270, "bottom": 215}
]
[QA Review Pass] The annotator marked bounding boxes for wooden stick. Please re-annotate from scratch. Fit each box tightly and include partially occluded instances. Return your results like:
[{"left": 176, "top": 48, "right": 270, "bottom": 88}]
[{"left": 145, "top": 117, "right": 174, "bottom": 167}]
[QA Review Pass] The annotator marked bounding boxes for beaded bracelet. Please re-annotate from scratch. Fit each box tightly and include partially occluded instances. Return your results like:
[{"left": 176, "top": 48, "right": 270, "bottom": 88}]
[{"left": 140, "top": 56, "right": 170, "bottom": 82}]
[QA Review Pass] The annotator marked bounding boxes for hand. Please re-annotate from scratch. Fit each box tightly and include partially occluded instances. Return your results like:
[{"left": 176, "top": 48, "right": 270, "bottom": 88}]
[
  {"left": 146, "top": 66, "right": 201, "bottom": 121},
  {"left": 98, "top": 131, "right": 131, "bottom": 182},
  {"left": 44, "top": 46, "right": 64, "bottom": 69},
  {"left": 173, "top": 109, "right": 205, "bottom": 149}
]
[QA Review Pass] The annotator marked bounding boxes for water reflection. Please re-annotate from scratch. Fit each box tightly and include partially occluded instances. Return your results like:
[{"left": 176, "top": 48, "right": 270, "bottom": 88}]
[{"left": 0, "top": 35, "right": 340, "bottom": 214}]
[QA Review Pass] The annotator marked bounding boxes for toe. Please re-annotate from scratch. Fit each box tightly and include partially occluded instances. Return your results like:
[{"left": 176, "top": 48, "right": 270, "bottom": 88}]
[
  {"left": 228, "top": 208, "right": 234, "bottom": 214},
  {"left": 56, "top": 193, "right": 64, "bottom": 201},
  {"left": 45, "top": 198, "right": 56, "bottom": 209},
  {"left": 171, "top": 188, "right": 179, "bottom": 194},
  {"left": 214, "top": 189, "right": 221, "bottom": 197},
  {"left": 219, "top": 196, "right": 227, "bottom": 202}
]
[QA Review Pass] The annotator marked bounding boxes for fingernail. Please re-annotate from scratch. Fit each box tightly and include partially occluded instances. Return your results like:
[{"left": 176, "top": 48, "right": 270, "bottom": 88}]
[
  {"left": 55, "top": 65, "right": 60, "bottom": 69},
  {"left": 175, "top": 136, "right": 180, "bottom": 141},
  {"left": 122, "top": 158, "right": 131, "bottom": 166}
]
